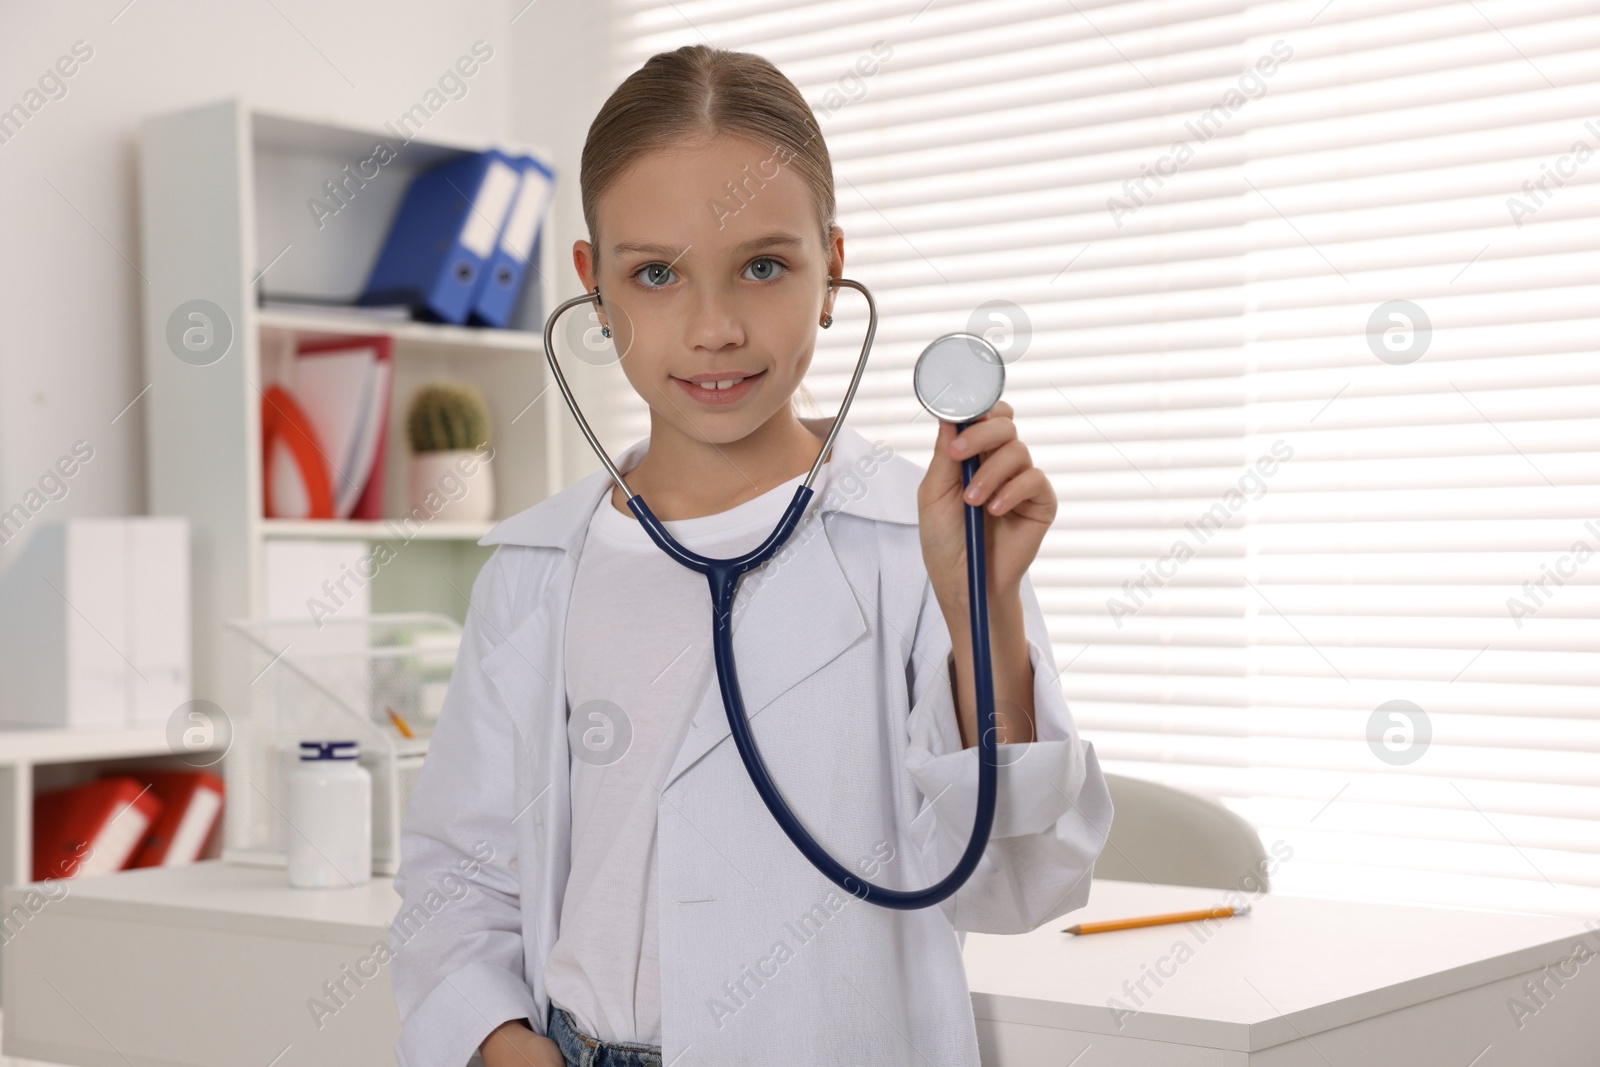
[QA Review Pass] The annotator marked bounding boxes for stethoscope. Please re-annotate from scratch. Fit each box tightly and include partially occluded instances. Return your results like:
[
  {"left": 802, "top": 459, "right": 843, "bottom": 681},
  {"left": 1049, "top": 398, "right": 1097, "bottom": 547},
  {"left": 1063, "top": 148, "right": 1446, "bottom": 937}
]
[{"left": 542, "top": 277, "right": 1007, "bottom": 910}]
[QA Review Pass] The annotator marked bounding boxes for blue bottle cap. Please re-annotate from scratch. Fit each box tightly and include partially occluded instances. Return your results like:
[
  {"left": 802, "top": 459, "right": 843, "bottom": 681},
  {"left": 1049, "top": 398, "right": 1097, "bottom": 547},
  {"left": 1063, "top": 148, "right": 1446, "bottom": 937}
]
[{"left": 299, "top": 740, "right": 360, "bottom": 760}]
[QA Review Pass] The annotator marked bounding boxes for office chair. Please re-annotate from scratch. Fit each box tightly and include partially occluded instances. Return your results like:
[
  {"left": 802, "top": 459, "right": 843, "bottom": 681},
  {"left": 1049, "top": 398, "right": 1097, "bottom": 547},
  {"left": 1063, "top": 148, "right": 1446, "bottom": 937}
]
[{"left": 1094, "top": 774, "right": 1271, "bottom": 892}]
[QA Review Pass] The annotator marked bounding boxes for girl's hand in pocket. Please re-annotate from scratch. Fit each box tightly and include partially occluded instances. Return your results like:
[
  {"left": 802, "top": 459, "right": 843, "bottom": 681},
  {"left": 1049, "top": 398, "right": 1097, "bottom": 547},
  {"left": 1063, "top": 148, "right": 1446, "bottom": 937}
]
[{"left": 481, "top": 1018, "right": 565, "bottom": 1067}]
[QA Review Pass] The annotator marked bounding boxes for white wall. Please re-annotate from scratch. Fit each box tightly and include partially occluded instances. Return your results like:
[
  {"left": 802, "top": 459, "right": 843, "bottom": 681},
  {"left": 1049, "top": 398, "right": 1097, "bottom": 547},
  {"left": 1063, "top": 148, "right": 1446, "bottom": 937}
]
[
  {"left": 0, "top": 0, "right": 580, "bottom": 568},
  {"left": 507, "top": 2, "right": 643, "bottom": 489}
]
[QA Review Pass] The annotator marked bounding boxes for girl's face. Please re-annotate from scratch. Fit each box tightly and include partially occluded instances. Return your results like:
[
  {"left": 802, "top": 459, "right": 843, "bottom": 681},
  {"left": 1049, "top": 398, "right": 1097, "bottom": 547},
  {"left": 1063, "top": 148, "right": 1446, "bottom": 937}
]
[{"left": 575, "top": 133, "right": 843, "bottom": 445}]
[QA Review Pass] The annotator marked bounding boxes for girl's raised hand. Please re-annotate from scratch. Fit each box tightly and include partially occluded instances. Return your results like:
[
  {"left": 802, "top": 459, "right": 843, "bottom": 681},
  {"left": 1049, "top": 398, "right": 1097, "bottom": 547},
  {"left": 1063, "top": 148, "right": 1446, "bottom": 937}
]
[{"left": 917, "top": 400, "right": 1056, "bottom": 619}]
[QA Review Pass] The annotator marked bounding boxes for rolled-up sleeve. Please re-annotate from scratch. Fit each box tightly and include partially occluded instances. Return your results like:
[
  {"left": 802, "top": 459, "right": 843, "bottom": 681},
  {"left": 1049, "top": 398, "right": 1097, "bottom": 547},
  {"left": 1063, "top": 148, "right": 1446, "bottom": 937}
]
[
  {"left": 902, "top": 571, "right": 1113, "bottom": 935},
  {"left": 390, "top": 548, "right": 541, "bottom": 1067}
]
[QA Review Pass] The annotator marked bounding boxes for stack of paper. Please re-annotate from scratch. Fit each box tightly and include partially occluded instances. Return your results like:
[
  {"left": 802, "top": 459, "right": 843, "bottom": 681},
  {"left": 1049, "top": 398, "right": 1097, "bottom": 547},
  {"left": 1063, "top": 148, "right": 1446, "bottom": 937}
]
[{"left": 260, "top": 297, "right": 412, "bottom": 321}]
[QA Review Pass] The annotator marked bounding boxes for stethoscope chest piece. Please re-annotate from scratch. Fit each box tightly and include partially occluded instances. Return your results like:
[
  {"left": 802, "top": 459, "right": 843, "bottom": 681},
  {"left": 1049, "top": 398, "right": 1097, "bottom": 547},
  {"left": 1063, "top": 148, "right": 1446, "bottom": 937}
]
[{"left": 914, "top": 332, "right": 1006, "bottom": 423}]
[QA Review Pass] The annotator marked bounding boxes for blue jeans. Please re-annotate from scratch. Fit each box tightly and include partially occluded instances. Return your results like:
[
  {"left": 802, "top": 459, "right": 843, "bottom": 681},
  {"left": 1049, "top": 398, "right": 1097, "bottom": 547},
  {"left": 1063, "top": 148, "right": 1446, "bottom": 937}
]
[{"left": 546, "top": 1001, "right": 663, "bottom": 1067}]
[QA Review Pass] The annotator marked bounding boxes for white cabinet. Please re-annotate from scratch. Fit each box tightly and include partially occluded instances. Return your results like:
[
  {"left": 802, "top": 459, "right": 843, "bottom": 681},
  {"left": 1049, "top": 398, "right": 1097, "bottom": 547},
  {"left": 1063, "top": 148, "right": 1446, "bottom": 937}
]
[{"left": 135, "top": 98, "right": 560, "bottom": 717}]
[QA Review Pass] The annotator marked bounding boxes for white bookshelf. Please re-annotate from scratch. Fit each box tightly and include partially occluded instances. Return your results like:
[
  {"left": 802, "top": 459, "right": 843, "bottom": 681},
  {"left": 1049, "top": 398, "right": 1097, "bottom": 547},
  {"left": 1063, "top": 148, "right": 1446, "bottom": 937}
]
[
  {"left": 258, "top": 518, "right": 495, "bottom": 541},
  {"left": 0, "top": 723, "right": 227, "bottom": 989},
  {"left": 136, "top": 98, "right": 562, "bottom": 720},
  {"left": 0, "top": 725, "right": 226, "bottom": 890},
  {"left": 257, "top": 306, "right": 542, "bottom": 351}
]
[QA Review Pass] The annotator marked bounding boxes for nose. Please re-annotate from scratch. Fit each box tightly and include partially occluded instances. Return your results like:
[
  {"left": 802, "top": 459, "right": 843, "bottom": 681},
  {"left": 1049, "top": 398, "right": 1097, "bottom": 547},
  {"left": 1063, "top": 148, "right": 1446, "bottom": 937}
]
[{"left": 684, "top": 279, "right": 746, "bottom": 353}]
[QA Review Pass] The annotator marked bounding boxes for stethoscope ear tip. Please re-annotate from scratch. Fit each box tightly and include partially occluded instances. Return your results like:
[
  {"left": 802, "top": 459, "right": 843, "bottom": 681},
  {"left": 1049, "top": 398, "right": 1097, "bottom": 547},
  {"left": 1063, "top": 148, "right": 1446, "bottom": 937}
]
[{"left": 913, "top": 332, "right": 1005, "bottom": 423}]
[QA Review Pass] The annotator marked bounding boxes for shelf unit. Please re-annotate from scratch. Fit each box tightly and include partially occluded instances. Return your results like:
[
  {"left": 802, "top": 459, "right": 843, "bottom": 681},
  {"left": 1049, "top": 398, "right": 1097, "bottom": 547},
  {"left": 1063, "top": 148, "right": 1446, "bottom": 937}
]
[
  {"left": 0, "top": 725, "right": 227, "bottom": 890},
  {"left": 0, "top": 723, "right": 226, "bottom": 983},
  {"left": 256, "top": 306, "right": 542, "bottom": 350},
  {"left": 259, "top": 518, "right": 495, "bottom": 541},
  {"left": 137, "top": 99, "right": 561, "bottom": 718}
]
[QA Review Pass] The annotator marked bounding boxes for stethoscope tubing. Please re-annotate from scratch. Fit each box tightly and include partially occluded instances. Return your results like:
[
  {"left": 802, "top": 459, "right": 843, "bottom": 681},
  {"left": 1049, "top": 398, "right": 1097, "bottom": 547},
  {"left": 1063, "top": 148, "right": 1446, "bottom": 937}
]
[{"left": 543, "top": 278, "right": 999, "bottom": 910}]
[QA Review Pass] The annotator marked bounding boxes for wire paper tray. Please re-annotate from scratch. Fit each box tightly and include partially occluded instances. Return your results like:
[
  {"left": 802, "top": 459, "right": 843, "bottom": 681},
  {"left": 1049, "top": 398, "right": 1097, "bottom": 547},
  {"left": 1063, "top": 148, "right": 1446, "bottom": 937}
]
[{"left": 222, "top": 612, "right": 461, "bottom": 876}]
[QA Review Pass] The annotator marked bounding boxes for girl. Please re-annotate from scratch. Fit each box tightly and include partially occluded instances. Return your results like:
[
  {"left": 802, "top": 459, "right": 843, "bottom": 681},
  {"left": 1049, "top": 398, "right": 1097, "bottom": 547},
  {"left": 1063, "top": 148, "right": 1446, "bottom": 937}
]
[{"left": 390, "top": 43, "right": 1111, "bottom": 1067}]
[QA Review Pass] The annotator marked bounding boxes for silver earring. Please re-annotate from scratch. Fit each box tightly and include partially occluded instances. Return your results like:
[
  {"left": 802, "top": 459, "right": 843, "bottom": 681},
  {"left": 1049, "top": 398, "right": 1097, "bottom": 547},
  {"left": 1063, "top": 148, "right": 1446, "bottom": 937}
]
[
  {"left": 820, "top": 314, "right": 833, "bottom": 329},
  {"left": 601, "top": 324, "right": 611, "bottom": 338}
]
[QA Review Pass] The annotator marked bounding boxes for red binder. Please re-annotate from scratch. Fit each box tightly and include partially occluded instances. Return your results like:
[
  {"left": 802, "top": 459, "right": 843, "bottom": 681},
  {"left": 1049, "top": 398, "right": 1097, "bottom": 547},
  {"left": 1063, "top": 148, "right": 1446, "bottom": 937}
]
[
  {"left": 128, "top": 769, "right": 225, "bottom": 868},
  {"left": 33, "top": 776, "right": 165, "bottom": 881},
  {"left": 293, "top": 334, "right": 394, "bottom": 520}
]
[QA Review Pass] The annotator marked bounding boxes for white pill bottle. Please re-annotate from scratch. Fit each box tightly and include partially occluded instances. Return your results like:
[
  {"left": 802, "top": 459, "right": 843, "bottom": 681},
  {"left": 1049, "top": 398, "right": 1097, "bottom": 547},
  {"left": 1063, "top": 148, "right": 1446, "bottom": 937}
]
[{"left": 287, "top": 739, "right": 372, "bottom": 888}]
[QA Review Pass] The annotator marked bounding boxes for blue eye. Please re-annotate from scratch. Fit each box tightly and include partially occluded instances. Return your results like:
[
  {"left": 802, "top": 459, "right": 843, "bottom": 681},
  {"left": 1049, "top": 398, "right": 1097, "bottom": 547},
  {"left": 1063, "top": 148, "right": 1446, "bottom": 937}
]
[
  {"left": 744, "top": 257, "right": 785, "bottom": 282},
  {"left": 634, "top": 263, "right": 676, "bottom": 288}
]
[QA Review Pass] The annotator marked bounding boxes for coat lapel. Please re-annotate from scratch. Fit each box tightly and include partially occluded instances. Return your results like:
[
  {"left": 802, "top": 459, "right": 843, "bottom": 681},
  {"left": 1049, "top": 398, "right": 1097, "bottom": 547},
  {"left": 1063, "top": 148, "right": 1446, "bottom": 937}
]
[{"left": 660, "top": 501, "right": 866, "bottom": 790}]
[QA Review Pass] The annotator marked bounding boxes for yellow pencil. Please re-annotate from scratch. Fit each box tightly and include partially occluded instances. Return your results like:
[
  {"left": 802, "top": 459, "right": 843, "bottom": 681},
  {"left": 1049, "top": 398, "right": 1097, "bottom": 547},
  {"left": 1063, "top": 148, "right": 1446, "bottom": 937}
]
[
  {"left": 1063, "top": 903, "right": 1251, "bottom": 936},
  {"left": 387, "top": 705, "right": 415, "bottom": 739}
]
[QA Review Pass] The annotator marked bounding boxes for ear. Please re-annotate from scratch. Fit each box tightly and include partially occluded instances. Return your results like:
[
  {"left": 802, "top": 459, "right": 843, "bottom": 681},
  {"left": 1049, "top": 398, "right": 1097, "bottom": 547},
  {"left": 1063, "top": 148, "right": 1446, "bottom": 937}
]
[
  {"left": 573, "top": 239, "right": 595, "bottom": 291},
  {"left": 822, "top": 225, "right": 845, "bottom": 324},
  {"left": 573, "top": 239, "right": 608, "bottom": 326}
]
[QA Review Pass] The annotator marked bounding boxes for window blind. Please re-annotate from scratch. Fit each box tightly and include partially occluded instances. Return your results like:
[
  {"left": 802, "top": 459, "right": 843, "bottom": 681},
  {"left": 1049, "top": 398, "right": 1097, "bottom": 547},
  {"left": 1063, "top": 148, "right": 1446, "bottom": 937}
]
[{"left": 606, "top": 0, "right": 1600, "bottom": 918}]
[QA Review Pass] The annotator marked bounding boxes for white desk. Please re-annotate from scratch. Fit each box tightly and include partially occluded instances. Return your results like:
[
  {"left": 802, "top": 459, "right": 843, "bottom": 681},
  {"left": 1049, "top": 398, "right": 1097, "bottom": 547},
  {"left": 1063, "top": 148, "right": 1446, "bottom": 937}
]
[
  {"left": 964, "top": 879, "right": 1600, "bottom": 1066},
  {"left": 4, "top": 865, "right": 1596, "bottom": 1066},
  {"left": 2, "top": 860, "right": 400, "bottom": 1066}
]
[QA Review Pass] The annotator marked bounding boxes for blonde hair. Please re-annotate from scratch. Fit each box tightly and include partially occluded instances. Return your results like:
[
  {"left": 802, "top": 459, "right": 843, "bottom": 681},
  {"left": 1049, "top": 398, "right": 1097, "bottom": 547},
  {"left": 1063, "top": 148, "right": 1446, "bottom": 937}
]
[{"left": 581, "top": 43, "right": 836, "bottom": 253}]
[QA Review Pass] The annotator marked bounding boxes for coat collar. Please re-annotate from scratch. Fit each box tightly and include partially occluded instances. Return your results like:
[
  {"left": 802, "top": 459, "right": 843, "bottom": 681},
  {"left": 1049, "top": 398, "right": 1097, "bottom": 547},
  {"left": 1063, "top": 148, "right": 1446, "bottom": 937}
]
[
  {"left": 478, "top": 414, "right": 922, "bottom": 791},
  {"left": 477, "top": 415, "right": 918, "bottom": 552}
]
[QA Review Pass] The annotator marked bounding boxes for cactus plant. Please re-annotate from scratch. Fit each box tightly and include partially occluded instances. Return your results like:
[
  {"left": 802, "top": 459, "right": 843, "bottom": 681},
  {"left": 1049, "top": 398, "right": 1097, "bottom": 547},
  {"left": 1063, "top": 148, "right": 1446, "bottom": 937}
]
[{"left": 406, "top": 382, "right": 491, "bottom": 454}]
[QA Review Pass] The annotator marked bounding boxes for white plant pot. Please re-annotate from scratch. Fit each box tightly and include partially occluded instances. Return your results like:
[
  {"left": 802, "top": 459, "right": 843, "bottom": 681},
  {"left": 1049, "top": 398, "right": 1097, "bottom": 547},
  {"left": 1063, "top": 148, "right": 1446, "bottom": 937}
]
[{"left": 409, "top": 450, "right": 495, "bottom": 523}]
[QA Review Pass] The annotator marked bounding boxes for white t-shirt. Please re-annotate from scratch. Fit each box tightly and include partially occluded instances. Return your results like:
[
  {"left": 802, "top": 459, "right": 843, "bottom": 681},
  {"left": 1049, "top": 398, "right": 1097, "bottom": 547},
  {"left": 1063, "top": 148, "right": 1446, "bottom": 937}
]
[{"left": 545, "top": 459, "right": 817, "bottom": 1045}]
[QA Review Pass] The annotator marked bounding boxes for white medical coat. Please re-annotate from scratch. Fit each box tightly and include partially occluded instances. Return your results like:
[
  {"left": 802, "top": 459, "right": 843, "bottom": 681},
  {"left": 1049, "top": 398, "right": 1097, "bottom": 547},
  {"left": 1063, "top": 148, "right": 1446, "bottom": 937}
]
[{"left": 389, "top": 416, "right": 1112, "bottom": 1067}]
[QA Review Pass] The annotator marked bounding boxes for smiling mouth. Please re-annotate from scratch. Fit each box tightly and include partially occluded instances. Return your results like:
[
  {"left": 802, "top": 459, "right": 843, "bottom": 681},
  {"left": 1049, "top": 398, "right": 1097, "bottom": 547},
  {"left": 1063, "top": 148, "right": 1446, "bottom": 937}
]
[
  {"left": 673, "top": 371, "right": 762, "bottom": 390},
  {"left": 671, "top": 369, "right": 766, "bottom": 404}
]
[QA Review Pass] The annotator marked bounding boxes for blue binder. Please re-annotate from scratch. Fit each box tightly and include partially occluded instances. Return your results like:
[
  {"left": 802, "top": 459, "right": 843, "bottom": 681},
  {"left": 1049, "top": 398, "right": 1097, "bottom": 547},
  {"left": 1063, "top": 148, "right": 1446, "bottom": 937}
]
[
  {"left": 359, "top": 150, "right": 523, "bottom": 324},
  {"left": 469, "top": 153, "right": 556, "bottom": 328}
]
